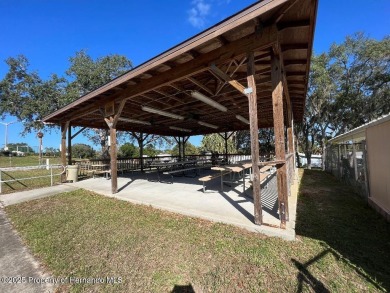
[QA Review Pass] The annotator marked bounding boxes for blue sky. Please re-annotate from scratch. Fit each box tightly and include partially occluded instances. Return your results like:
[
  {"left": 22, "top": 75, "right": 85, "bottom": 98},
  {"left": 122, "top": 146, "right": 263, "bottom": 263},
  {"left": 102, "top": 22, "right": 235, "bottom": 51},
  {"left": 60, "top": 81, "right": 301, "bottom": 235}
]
[{"left": 1, "top": 0, "right": 389, "bottom": 151}]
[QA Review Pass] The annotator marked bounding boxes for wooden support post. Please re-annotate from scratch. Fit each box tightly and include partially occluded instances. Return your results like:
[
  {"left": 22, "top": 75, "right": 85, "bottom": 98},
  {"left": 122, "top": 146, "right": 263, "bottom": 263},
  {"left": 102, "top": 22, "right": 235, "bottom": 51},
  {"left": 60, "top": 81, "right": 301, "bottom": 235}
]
[
  {"left": 67, "top": 125, "right": 72, "bottom": 166},
  {"left": 218, "top": 132, "right": 235, "bottom": 165},
  {"left": 224, "top": 132, "right": 229, "bottom": 163},
  {"left": 177, "top": 137, "right": 183, "bottom": 161},
  {"left": 183, "top": 136, "right": 190, "bottom": 159},
  {"left": 60, "top": 122, "right": 69, "bottom": 182},
  {"left": 247, "top": 51, "right": 262, "bottom": 225},
  {"left": 104, "top": 101, "right": 126, "bottom": 194},
  {"left": 287, "top": 118, "right": 295, "bottom": 174},
  {"left": 271, "top": 51, "right": 289, "bottom": 228},
  {"left": 109, "top": 122, "right": 118, "bottom": 194}
]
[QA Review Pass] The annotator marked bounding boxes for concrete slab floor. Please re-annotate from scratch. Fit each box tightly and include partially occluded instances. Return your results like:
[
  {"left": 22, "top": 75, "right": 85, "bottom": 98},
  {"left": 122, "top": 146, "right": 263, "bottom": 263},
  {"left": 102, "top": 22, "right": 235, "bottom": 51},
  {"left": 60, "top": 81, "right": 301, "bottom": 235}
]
[{"left": 68, "top": 170, "right": 298, "bottom": 241}]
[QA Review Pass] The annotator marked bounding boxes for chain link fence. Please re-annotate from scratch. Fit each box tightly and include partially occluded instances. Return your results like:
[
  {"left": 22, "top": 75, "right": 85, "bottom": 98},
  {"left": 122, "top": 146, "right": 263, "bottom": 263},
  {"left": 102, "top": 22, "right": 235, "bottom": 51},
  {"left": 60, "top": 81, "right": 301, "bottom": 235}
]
[{"left": 325, "top": 141, "right": 369, "bottom": 198}]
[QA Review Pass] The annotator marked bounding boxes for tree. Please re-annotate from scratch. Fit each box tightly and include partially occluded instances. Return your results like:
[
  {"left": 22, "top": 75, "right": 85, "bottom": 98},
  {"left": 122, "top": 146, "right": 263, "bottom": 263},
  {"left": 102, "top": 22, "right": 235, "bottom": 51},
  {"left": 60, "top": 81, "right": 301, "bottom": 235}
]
[
  {"left": 0, "top": 51, "right": 133, "bottom": 138},
  {"left": 170, "top": 141, "right": 198, "bottom": 156},
  {"left": 328, "top": 33, "right": 390, "bottom": 134},
  {"left": 44, "top": 147, "right": 59, "bottom": 157},
  {"left": 296, "top": 53, "right": 335, "bottom": 168},
  {"left": 72, "top": 143, "right": 96, "bottom": 159},
  {"left": 0, "top": 56, "right": 68, "bottom": 133},
  {"left": 119, "top": 143, "right": 139, "bottom": 158},
  {"left": 65, "top": 51, "right": 133, "bottom": 156},
  {"left": 5, "top": 143, "right": 34, "bottom": 153},
  {"left": 200, "top": 133, "right": 236, "bottom": 154},
  {"left": 143, "top": 144, "right": 158, "bottom": 157},
  {"left": 298, "top": 33, "right": 389, "bottom": 168}
]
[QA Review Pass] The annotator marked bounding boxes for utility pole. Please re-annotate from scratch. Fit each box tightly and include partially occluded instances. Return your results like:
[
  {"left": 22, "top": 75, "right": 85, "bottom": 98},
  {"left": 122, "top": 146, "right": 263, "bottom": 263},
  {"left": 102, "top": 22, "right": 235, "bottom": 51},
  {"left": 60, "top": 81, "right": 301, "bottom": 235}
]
[
  {"left": 37, "top": 131, "right": 44, "bottom": 164},
  {"left": 0, "top": 121, "right": 17, "bottom": 150}
]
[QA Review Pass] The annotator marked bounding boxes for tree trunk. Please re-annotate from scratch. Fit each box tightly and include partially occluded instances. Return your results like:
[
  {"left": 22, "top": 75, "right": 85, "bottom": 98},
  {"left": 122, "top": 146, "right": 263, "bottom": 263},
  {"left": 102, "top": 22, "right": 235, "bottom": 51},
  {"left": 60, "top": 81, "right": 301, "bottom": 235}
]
[{"left": 306, "top": 153, "right": 312, "bottom": 169}]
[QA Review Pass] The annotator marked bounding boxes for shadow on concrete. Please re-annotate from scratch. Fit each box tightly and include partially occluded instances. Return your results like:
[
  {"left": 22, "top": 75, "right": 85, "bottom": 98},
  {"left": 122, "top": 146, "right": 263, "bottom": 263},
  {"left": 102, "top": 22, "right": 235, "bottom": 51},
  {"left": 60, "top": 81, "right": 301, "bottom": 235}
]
[{"left": 218, "top": 191, "right": 255, "bottom": 223}]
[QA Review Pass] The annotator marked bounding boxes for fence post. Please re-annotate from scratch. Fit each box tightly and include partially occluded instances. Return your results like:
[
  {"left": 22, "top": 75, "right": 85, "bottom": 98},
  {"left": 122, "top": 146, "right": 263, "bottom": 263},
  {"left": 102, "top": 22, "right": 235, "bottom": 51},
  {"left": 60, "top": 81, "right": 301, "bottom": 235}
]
[{"left": 50, "top": 166, "right": 53, "bottom": 186}]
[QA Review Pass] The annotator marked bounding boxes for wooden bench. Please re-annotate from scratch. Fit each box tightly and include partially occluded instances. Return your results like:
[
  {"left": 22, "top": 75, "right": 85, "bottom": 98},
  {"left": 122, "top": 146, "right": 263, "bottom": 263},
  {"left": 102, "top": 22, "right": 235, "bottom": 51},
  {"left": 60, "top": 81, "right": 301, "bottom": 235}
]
[
  {"left": 260, "top": 165, "right": 272, "bottom": 173},
  {"left": 87, "top": 169, "right": 111, "bottom": 179},
  {"left": 248, "top": 172, "right": 272, "bottom": 189},
  {"left": 199, "top": 171, "right": 230, "bottom": 192}
]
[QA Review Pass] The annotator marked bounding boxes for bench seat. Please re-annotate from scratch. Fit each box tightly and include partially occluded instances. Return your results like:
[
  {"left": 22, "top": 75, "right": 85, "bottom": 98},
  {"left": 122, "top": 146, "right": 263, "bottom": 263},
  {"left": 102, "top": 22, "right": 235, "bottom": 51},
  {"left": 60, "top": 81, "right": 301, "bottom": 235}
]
[{"left": 199, "top": 171, "right": 230, "bottom": 192}]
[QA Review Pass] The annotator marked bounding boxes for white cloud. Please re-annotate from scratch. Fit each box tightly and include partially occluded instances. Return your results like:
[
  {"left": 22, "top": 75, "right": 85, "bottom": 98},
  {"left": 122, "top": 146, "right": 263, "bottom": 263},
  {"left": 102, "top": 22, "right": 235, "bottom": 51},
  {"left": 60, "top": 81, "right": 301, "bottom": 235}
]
[{"left": 188, "top": 0, "right": 212, "bottom": 28}]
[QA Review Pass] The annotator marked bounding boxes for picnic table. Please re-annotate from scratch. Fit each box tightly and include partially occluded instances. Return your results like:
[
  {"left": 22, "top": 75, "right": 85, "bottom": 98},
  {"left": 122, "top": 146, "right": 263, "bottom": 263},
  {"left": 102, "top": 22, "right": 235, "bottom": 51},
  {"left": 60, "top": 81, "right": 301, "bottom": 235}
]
[
  {"left": 200, "top": 160, "right": 273, "bottom": 193},
  {"left": 149, "top": 159, "right": 202, "bottom": 182},
  {"left": 90, "top": 164, "right": 111, "bottom": 179}
]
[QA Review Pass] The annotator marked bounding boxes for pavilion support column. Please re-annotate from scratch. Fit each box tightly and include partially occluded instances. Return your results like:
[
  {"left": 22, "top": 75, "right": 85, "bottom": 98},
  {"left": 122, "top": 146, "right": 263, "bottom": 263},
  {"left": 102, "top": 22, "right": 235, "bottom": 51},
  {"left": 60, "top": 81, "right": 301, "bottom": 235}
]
[
  {"left": 139, "top": 134, "right": 145, "bottom": 172},
  {"left": 271, "top": 51, "right": 289, "bottom": 228},
  {"left": 247, "top": 51, "right": 262, "bottom": 225},
  {"left": 60, "top": 121, "right": 69, "bottom": 183},
  {"left": 183, "top": 136, "right": 190, "bottom": 159},
  {"left": 218, "top": 132, "right": 234, "bottom": 164},
  {"left": 287, "top": 118, "right": 295, "bottom": 171},
  {"left": 109, "top": 124, "right": 118, "bottom": 194},
  {"left": 174, "top": 137, "right": 183, "bottom": 161},
  {"left": 67, "top": 125, "right": 72, "bottom": 166},
  {"left": 104, "top": 99, "right": 126, "bottom": 194}
]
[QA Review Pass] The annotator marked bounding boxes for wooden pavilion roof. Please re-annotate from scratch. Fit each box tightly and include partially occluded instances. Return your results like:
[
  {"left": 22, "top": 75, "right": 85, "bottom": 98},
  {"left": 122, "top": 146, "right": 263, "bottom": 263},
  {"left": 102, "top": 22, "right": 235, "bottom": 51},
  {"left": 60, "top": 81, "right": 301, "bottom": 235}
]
[{"left": 44, "top": 0, "right": 318, "bottom": 137}]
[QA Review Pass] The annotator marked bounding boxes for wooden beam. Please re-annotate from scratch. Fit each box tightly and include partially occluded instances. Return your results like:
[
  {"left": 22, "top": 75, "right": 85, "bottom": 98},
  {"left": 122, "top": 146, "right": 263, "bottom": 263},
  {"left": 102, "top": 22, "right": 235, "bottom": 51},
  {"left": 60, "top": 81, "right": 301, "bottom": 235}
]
[
  {"left": 109, "top": 119, "right": 118, "bottom": 194},
  {"left": 67, "top": 126, "right": 72, "bottom": 166},
  {"left": 277, "top": 19, "right": 310, "bottom": 31},
  {"left": 277, "top": 40, "right": 298, "bottom": 126},
  {"left": 271, "top": 51, "right": 289, "bottom": 228},
  {"left": 284, "top": 59, "right": 307, "bottom": 66},
  {"left": 71, "top": 127, "right": 86, "bottom": 139},
  {"left": 210, "top": 64, "right": 246, "bottom": 94},
  {"left": 272, "top": 0, "right": 299, "bottom": 23},
  {"left": 112, "top": 99, "right": 127, "bottom": 128},
  {"left": 60, "top": 121, "right": 69, "bottom": 182},
  {"left": 59, "top": 26, "right": 277, "bottom": 122},
  {"left": 281, "top": 43, "right": 308, "bottom": 52},
  {"left": 187, "top": 77, "right": 214, "bottom": 96},
  {"left": 215, "top": 56, "right": 247, "bottom": 95},
  {"left": 247, "top": 51, "right": 262, "bottom": 225},
  {"left": 153, "top": 89, "right": 183, "bottom": 105}
]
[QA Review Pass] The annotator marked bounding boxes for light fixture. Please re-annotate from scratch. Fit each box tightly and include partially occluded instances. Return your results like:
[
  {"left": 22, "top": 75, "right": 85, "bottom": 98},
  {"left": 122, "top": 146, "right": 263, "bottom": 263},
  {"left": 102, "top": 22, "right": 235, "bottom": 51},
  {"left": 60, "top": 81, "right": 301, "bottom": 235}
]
[
  {"left": 198, "top": 121, "right": 218, "bottom": 129},
  {"left": 142, "top": 106, "right": 184, "bottom": 120},
  {"left": 119, "top": 117, "right": 151, "bottom": 126},
  {"left": 169, "top": 126, "right": 192, "bottom": 133},
  {"left": 191, "top": 91, "right": 227, "bottom": 112},
  {"left": 236, "top": 115, "right": 250, "bottom": 124}
]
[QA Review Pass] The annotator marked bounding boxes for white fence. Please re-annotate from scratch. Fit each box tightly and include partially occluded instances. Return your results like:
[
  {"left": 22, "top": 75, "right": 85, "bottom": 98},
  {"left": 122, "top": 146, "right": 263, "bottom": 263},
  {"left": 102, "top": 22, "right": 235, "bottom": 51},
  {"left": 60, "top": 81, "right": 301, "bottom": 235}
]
[{"left": 0, "top": 164, "right": 65, "bottom": 193}]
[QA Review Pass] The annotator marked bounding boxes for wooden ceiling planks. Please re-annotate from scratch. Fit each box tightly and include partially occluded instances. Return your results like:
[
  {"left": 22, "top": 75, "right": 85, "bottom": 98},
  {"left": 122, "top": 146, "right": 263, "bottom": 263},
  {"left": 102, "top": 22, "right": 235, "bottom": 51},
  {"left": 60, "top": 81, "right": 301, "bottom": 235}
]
[{"left": 43, "top": 0, "right": 318, "bottom": 137}]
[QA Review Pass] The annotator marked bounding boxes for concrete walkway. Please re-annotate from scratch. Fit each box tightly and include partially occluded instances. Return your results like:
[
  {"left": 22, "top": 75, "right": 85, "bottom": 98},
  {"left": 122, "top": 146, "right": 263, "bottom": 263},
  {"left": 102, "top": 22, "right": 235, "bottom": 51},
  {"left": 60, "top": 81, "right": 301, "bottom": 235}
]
[
  {"left": 0, "top": 185, "right": 78, "bottom": 292},
  {"left": 0, "top": 184, "right": 78, "bottom": 207},
  {"left": 0, "top": 207, "right": 55, "bottom": 293}
]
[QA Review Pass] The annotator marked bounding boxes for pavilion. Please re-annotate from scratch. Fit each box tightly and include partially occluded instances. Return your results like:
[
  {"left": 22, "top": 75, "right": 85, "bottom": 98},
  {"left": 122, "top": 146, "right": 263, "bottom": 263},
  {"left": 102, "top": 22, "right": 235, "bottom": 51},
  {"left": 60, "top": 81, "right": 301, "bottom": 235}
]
[{"left": 43, "top": 0, "right": 318, "bottom": 228}]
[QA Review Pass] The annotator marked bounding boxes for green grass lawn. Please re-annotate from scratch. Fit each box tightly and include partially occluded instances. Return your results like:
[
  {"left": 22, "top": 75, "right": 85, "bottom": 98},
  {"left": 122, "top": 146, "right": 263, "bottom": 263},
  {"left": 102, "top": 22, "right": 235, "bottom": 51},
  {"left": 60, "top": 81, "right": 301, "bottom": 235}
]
[
  {"left": 0, "top": 156, "right": 63, "bottom": 193},
  {"left": 4, "top": 169, "right": 390, "bottom": 292}
]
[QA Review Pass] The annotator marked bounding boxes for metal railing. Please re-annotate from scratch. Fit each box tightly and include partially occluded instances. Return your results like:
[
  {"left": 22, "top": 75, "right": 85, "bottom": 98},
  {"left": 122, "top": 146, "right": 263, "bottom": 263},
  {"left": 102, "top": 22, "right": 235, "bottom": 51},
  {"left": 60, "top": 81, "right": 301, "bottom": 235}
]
[
  {"left": 0, "top": 164, "right": 66, "bottom": 193},
  {"left": 72, "top": 154, "right": 254, "bottom": 176}
]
